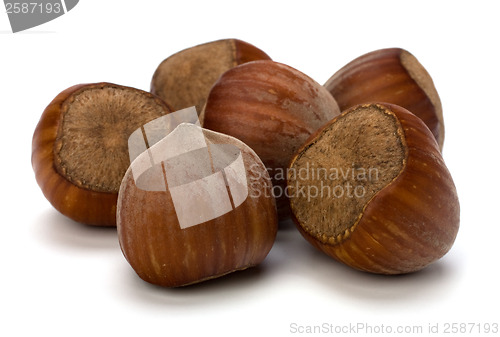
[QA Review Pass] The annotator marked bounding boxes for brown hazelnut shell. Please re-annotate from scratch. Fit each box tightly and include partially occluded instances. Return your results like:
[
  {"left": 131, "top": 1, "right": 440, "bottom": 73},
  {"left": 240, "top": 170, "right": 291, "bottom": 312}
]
[
  {"left": 117, "top": 126, "right": 278, "bottom": 287},
  {"left": 202, "top": 60, "right": 341, "bottom": 219},
  {"left": 151, "top": 38, "right": 271, "bottom": 116},
  {"left": 32, "top": 83, "right": 171, "bottom": 226},
  {"left": 288, "top": 103, "right": 459, "bottom": 274},
  {"left": 324, "top": 48, "right": 444, "bottom": 150}
]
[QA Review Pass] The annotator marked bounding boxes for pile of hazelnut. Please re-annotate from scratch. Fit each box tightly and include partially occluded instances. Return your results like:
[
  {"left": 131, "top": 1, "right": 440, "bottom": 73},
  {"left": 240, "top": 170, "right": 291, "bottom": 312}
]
[{"left": 32, "top": 39, "right": 459, "bottom": 287}]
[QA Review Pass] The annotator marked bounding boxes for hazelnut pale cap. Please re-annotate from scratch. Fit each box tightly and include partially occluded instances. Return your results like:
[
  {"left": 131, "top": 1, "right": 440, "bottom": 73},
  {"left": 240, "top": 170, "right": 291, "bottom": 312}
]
[{"left": 151, "top": 38, "right": 271, "bottom": 116}]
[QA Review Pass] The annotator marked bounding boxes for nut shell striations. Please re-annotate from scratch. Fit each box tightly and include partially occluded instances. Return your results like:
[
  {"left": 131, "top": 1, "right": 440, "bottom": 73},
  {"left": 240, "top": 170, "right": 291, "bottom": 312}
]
[
  {"left": 324, "top": 48, "right": 445, "bottom": 150},
  {"left": 117, "top": 125, "right": 278, "bottom": 287},
  {"left": 288, "top": 103, "right": 459, "bottom": 274},
  {"left": 203, "top": 60, "right": 341, "bottom": 218}
]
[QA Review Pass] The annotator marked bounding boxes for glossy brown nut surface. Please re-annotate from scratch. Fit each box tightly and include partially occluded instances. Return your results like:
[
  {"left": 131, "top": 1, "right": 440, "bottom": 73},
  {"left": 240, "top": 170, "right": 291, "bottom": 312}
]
[
  {"left": 288, "top": 103, "right": 459, "bottom": 274},
  {"left": 324, "top": 48, "right": 444, "bottom": 150},
  {"left": 32, "top": 83, "right": 170, "bottom": 226},
  {"left": 117, "top": 126, "right": 278, "bottom": 287},
  {"left": 203, "top": 60, "right": 341, "bottom": 219}
]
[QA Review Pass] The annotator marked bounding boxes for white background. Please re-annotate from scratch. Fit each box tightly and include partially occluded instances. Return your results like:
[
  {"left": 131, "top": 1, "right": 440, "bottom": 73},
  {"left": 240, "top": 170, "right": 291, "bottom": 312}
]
[{"left": 1, "top": 1, "right": 499, "bottom": 336}]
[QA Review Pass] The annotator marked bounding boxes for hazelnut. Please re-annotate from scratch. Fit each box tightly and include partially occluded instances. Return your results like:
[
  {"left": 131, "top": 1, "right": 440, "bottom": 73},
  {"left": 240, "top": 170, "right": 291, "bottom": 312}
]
[
  {"left": 32, "top": 83, "right": 171, "bottom": 226},
  {"left": 202, "top": 60, "right": 341, "bottom": 219},
  {"left": 287, "top": 103, "right": 459, "bottom": 274},
  {"left": 324, "top": 48, "right": 445, "bottom": 150},
  {"left": 117, "top": 122, "right": 278, "bottom": 287},
  {"left": 150, "top": 38, "right": 271, "bottom": 116}
]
